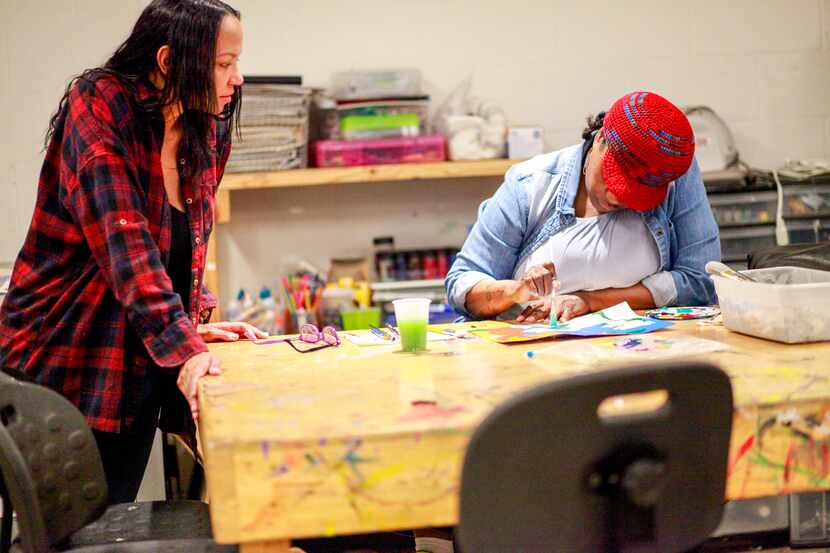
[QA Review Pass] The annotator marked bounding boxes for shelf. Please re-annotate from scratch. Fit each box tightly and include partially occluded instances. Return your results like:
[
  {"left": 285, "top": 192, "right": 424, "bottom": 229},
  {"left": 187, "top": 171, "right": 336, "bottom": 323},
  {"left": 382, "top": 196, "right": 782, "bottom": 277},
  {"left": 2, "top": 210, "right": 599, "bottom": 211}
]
[
  {"left": 215, "top": 159, "right": 518, "bottom": 224},
  {"left": 370, "top": 279, "right": 445, "bottom": 291},
  {"left": 222, "top": 159, "right": 517, "bottom": 190}
]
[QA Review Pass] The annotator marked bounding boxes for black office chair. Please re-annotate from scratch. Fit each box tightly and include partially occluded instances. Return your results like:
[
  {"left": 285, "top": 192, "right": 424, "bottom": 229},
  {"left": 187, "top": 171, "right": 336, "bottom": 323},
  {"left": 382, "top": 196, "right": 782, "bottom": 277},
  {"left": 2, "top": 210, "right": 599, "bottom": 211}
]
[
  {"left": 0, "top": 374, "right": 237, "bottom": 553},
  {"left": 457, "top": 361, "right": 734, "bottom": 553}
]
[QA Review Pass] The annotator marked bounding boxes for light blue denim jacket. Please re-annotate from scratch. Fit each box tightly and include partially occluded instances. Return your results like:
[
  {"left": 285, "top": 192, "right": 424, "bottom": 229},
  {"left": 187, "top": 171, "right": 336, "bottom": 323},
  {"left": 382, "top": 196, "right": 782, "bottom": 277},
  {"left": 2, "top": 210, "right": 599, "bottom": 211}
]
[{"left": 445, "top": 143, "right": 721, "bottom": 319}]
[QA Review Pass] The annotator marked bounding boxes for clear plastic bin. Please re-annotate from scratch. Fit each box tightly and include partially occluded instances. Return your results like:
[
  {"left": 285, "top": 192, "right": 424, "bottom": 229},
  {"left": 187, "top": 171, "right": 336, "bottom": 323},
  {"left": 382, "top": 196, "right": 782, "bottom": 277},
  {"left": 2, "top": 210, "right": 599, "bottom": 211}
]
[
  {"left": 713, "top": 266, "right": 830, "bottom": 343},
  {"left": 719, "top": 225, "right": 778, "bottom": 260},
  {"left": 785, "top": 218, "right": 830, "bottom": 244},
  {"left": 708, "top": 191, "right": 777, "bottom": 226},
  {"left": 783, "top": 184, "right": 830, "bottom": 218},
  {"left": 331, "top": 69, "right": 422, "bottom": 100},
  {"left": 314, "top": 135, "right": 446, "bottom": 167}
]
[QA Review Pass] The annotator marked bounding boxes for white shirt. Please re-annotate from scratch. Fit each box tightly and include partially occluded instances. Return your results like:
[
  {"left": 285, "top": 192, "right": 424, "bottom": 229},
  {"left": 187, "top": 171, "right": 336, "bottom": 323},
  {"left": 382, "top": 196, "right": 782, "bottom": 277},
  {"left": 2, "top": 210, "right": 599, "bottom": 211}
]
[{"left": 513, "top": 209, "right": 660, "bottom": 293}]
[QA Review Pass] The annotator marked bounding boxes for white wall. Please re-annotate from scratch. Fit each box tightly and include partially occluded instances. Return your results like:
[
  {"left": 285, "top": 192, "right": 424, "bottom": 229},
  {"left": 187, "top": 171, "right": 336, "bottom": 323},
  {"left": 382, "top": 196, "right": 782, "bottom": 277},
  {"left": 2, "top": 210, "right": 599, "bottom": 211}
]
[{"left": 3, "top": 0, "right": 830, "bottom": 305}]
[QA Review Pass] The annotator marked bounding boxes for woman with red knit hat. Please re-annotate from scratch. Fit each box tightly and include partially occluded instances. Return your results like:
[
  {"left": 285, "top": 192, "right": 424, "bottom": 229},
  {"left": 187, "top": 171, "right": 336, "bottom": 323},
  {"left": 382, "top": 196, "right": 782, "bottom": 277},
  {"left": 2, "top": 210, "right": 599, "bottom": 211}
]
[{"left": 445, "top": 91, "right": 720, "bottom": 323}]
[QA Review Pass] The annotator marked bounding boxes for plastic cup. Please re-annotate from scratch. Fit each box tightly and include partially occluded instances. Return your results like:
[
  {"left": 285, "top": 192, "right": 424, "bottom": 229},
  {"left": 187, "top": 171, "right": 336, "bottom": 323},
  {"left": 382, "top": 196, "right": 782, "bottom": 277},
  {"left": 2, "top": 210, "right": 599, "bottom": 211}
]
[{"left": 392, "top": 298, "right": 431, "bottom": 352}]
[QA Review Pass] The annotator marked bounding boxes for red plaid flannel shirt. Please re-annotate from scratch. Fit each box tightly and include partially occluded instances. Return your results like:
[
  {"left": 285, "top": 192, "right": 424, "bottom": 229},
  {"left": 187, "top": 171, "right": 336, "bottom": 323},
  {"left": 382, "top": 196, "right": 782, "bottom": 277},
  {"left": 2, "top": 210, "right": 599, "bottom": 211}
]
[{"left": 0, "top": 74, "right": 230, "bottom": 433}]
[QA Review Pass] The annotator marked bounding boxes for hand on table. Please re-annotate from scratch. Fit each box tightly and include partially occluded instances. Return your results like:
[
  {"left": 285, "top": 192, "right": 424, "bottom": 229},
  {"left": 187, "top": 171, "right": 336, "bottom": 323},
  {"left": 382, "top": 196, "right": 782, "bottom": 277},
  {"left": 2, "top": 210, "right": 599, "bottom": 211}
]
[
  {"left": 177, "top": 351, "right": 221, "bottom": 420},
  {"left": 197, "top": 321, "right": 268, "bottom": 342},
  {"left": 516, "top": 293, "right": 592, "bottom": 323}
]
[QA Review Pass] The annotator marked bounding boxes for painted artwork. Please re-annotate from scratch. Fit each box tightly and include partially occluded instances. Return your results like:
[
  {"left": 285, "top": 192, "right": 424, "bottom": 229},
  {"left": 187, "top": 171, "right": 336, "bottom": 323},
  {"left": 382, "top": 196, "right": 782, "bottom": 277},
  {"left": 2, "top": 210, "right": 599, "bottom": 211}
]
[{"left": 473, "top": 302, "right": 673, "bottom": 344}]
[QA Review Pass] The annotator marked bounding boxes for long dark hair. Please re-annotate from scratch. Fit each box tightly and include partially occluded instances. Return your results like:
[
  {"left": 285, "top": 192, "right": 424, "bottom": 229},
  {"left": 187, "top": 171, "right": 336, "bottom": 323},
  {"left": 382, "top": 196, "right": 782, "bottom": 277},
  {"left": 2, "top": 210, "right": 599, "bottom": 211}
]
[{"left": 46, "top": 0, "right": 241, "bottom": 178}]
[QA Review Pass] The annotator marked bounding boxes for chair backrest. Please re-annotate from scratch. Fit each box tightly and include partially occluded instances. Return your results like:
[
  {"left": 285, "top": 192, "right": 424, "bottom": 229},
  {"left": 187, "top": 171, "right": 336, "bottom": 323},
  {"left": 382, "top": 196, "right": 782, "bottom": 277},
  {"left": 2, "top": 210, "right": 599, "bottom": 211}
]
[
  {"left": 0, "top": 375, "right": 108, "bottom": 552},
  {"left": 457, "top": 361, "right": 733, "bottom": 553}
]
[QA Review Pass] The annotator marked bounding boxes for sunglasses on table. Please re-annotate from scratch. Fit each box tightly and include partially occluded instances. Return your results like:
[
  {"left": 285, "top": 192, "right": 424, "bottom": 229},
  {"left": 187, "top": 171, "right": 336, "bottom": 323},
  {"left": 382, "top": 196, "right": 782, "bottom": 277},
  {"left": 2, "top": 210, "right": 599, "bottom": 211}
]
[{"left": 254, "top": 324, "right": 341, "bottom": 353}]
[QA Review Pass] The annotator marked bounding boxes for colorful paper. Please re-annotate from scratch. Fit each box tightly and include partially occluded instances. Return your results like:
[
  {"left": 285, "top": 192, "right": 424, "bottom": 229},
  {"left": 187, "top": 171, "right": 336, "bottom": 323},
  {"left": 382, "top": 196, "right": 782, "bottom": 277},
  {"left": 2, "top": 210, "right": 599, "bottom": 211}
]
[
  {"left": 473, "top": 302, "right": 673, "bottom": 344},
  {"left": 645, "top": 306, "right": 721, "bottom": 320}
]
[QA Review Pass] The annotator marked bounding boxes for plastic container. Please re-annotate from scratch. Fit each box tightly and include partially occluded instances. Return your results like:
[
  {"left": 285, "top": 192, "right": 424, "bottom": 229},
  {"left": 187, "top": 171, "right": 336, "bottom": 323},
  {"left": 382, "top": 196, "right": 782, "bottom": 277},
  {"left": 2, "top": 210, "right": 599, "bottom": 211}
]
[
  {"left": 719, "top": 225, "right": 778, "bottom": 260},
  {"left": 392, "top": 298, "right": 431, "bottom": 352},
  {"left": 340, "top": 113, "right": 421, "bottom": 140},
  {"left": 331, "top": 69, "right": 422, "bottom": 100},
  {"left": 782, "top": 184, "right": 830, "bottom": 218},
  {"left": 713, "top": 266, "right": 830, "bottom": 343},
  {"left": 314, "top": 135, "right": 446, "bottom": 167},
  {"left": 340, "top": 307, "right": 381, "bottom": 331},
  {"left": 708, "top": 191, "right": 777, "bottom": 226},
  {"left": 785, "top": 218, "right": 830, "bottom": 245},
  {"left": 318, "top": 287, "right": 354, "bottom": 329}
]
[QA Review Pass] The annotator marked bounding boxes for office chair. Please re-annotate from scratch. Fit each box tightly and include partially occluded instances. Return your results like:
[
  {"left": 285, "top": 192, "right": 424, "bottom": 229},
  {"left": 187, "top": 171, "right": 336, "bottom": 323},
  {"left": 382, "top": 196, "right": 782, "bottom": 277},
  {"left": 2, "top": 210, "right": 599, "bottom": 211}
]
[
  {"left": 0, "top": 374, "right": 237, "bottom": 552},
  {"left": 458, "top": 361, "right": 733, "bottom": 553}
]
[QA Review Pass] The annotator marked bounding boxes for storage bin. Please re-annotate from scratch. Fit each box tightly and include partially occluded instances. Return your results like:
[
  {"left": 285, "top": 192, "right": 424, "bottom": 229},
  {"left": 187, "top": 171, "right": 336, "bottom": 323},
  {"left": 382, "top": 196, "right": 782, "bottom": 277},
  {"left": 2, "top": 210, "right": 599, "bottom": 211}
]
[
  {"left": 341, "top": 308, "right": 381, "bottom": 330},
  {"left": 708, "top": 191, "right": 777, "bottom": 226},
  {"left": 719, "top": 225, "right": 778, "bottom": 260},
  {"left": 782, "top": 184, "right": 830, "bottom": 218},
  {"left": 315, "top": 135, "right": 446, "bottom": 167},
  {"left": 712, "top": 266, "right": 830, "bottom": 343},
  {"left": 785, "top": 218, "right": 830, "bottom": 245},
  {"left": 332, "top": 69, "right": 422, "bottom": 100}
]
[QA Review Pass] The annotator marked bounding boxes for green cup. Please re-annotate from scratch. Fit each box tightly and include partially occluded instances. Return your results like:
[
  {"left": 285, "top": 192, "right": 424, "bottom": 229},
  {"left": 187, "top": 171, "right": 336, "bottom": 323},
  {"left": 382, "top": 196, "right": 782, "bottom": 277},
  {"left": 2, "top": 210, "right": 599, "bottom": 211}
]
[{"left": 392, "top": 298, "right": 431, "bottom": 352}]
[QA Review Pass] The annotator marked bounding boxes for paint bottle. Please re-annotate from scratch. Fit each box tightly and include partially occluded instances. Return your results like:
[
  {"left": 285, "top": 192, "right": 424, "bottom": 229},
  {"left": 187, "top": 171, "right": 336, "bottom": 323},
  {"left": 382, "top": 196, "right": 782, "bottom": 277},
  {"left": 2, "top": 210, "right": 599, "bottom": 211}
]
[
  {"left": 422, "top": 250, "right": 437, "bottom": 279},
  {"left": 224, "top": 288, "right": 245, "bottom": 322},
  {"left": 258, "top": 287, "right": 276, "bottom": 335},
  {"left": 373, "top": 236, "right": 395, "bottom": 282},
  {"left": 395, "top": 252, "right": 408, "bottom": 281}
]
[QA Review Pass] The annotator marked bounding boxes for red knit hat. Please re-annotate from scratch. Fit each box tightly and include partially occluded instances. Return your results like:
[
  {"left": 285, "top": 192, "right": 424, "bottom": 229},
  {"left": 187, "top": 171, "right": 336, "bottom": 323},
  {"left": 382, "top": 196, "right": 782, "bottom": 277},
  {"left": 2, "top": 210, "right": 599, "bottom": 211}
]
[{"left": 601, "top": 91, "right": 695, "bottom": 212}]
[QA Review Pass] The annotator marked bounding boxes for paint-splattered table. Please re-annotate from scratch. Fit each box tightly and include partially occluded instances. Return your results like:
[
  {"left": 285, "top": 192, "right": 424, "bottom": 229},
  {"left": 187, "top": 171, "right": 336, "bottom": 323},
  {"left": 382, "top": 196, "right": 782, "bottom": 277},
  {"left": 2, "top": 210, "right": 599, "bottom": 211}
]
[{"left": 199, "top": 320, "right": 830, "bottom": 552}]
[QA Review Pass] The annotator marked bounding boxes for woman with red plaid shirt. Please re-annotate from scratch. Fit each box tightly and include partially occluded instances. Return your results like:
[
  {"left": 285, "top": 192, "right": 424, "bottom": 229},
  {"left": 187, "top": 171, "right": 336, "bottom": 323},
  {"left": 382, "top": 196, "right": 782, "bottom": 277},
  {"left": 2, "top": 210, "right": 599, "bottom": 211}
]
[{"left": 0, "top": 0, "right": 266, "bottom": 503}]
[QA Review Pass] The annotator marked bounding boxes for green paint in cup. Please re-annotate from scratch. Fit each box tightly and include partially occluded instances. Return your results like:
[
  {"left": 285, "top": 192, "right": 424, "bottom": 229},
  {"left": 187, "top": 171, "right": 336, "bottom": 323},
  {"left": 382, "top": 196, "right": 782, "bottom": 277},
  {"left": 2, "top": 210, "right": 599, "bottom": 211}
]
[{"left": 392, "top": 298, "right": 431, "bottom": 353}]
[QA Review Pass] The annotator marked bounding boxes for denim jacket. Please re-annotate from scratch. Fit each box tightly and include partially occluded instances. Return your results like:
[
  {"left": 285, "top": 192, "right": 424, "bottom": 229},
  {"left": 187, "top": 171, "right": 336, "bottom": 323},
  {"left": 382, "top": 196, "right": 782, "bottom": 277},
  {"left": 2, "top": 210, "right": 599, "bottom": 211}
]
[{"left": 445, "top": 143, "right": 721, "bottom": 319}]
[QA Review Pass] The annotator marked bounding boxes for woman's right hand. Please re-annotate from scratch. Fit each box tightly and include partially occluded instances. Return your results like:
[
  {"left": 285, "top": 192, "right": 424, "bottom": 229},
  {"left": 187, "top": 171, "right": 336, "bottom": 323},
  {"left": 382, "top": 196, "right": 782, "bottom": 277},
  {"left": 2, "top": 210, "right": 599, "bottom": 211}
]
[
  {"left": 177, "top": 351, "right": 222, "bottom": 421},
  {"left": 510, "top": 261, "right": 557, "bottom": 303}
]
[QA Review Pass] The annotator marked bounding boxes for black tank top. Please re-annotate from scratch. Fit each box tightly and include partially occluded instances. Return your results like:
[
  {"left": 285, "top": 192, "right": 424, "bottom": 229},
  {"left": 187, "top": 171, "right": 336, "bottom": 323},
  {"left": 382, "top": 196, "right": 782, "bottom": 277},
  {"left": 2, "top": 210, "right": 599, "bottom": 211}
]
[{"left": 166, "top": 206, "right": 192, "bottom": 314}]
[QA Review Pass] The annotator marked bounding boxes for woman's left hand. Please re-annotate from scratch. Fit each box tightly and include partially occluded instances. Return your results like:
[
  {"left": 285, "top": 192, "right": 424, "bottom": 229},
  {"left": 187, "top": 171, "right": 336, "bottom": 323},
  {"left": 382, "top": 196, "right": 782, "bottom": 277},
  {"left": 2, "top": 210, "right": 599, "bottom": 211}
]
[
  {"left": 197, "top": 321, "right": 268, "bottom": 342},
  {"left": 516, "top": 297, "right": 552, "bottom": 323},
  {"left": 516, "top": 293, "right": 593, "bottom": 323},
  {"left": 555, "top": 293, "right": 592, "bottom": 321}
]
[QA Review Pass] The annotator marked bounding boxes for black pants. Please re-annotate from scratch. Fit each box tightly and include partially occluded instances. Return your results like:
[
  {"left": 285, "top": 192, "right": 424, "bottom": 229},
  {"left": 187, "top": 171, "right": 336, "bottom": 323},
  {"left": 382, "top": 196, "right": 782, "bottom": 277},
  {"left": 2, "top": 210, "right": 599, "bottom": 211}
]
[{"left": 92, "top": 398, "right": 161, "bottom": 504}]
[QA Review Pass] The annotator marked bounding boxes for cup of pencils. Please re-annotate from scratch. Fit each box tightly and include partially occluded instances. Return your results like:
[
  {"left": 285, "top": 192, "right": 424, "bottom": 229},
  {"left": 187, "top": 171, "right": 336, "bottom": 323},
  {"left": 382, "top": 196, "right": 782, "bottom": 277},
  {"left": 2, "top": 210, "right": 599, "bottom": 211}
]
[{"left": 281, "top": 273, "right": 324, "bottom": 333}]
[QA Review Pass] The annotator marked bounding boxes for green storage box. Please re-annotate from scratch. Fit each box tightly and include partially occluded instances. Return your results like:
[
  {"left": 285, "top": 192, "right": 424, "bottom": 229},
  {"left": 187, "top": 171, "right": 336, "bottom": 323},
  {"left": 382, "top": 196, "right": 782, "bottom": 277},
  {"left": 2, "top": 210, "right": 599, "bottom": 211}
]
[{"left": 340, "top": 308, "right": 381, "bottom": 330}]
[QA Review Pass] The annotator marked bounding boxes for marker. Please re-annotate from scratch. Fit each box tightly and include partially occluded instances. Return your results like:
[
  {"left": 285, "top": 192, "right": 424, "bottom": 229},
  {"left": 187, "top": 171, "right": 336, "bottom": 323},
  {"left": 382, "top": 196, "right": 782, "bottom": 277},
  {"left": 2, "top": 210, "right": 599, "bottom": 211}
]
[
  {"left": 369, "top": 324, "right": 393, "bottom": 340},
  {"left": 549, "top": 280, "right": 559, "bottom": 328}
]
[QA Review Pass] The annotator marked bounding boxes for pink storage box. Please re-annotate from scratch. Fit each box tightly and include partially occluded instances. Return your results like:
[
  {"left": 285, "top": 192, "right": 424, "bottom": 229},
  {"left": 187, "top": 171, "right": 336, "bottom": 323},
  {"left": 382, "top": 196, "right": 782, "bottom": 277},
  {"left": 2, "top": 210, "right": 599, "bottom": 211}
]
[{"left": 314, "top": 135, "right": 446, "bottom": 167}]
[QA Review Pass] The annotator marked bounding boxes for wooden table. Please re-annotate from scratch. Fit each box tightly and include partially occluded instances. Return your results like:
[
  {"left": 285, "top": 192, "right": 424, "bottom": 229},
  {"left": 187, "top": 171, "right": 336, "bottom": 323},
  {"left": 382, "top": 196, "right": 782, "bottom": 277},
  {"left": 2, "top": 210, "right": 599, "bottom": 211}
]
[{"left": 198, "top": 320, "right": 830, "bottom": 551}]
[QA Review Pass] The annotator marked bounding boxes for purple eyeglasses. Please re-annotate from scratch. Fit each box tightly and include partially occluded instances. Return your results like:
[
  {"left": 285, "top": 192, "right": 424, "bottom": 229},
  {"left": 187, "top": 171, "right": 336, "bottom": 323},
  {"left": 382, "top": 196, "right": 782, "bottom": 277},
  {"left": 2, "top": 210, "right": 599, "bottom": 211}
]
[{"left": 254, "top": 324, "right": 340, "bottom": 353}]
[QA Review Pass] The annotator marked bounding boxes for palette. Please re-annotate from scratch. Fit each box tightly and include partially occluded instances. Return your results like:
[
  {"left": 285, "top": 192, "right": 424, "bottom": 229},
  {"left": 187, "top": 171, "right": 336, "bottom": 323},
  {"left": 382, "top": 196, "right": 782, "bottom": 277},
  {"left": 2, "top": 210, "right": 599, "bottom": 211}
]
[{"left": 645, "top": 306, "right": 721, "bottom": 320}]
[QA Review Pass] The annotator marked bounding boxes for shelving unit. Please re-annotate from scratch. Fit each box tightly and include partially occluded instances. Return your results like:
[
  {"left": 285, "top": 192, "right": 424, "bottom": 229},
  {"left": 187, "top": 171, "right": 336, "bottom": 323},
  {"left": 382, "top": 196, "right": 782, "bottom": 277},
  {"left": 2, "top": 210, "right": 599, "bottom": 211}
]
[
  {"left": 206, "top": 159, "right": 518, "bottom": 317},
  {"left": 214, "top": 159, "right": 517, "bottom": 223}
]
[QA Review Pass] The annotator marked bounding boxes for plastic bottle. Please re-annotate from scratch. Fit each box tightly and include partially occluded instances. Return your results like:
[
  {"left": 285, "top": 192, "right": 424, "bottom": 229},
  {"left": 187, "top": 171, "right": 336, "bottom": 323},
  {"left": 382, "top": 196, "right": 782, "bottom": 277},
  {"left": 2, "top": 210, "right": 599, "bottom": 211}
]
[
  {"left": 224, "top": 288, "right": 245, "bottom": 322},
  {"left": 422, "top": 250, "right": 437, "bottom": 279},
  {"left": 373, "top": 236, "right": 395, "bottom": 282},
  {"left": 395, "top": 252, "right": 408, "bottom": 281},
  {"left": 258, "top": 287, "right": 276, "bottom": 336}
]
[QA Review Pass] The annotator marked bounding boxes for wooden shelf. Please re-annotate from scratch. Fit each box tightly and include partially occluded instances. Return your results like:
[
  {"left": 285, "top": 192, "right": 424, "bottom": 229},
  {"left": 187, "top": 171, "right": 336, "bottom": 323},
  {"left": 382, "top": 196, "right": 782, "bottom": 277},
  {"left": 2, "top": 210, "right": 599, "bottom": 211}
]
[
  {"left": 215, "top": 158, "right": 518, "bottom": 224},
  {"left": 222, "top": 159, "right": 516, "bottom": 191}
]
